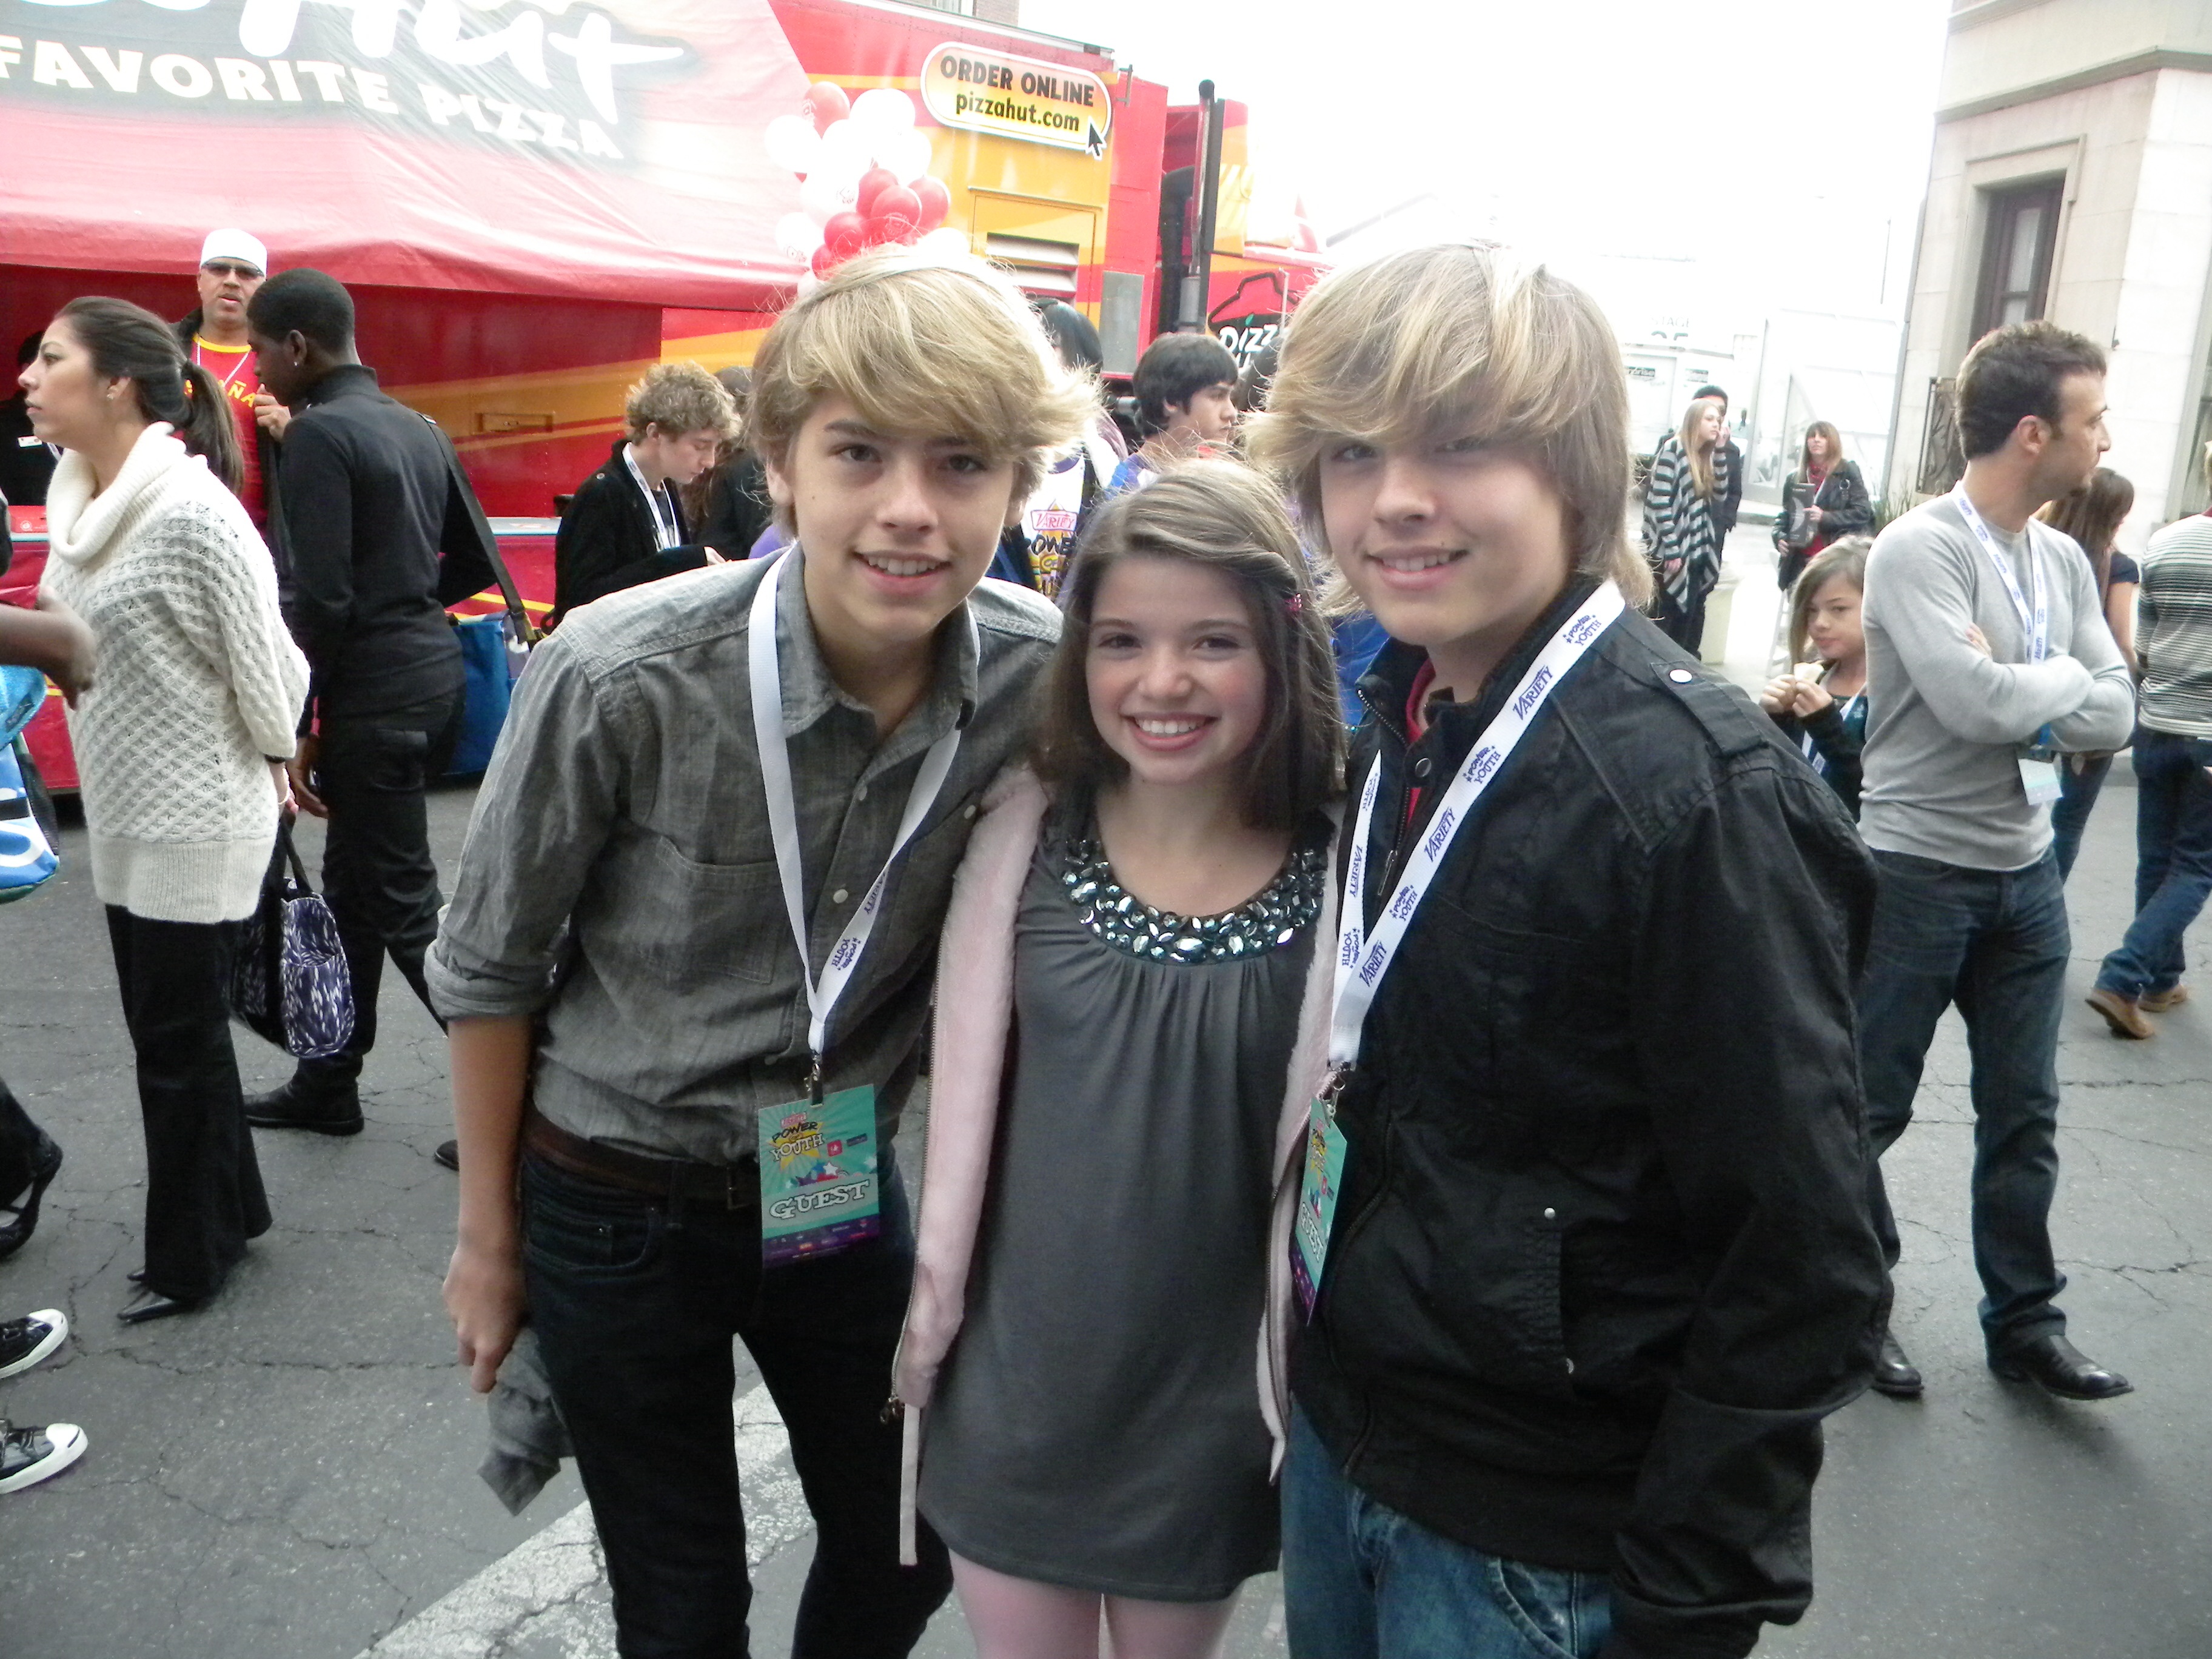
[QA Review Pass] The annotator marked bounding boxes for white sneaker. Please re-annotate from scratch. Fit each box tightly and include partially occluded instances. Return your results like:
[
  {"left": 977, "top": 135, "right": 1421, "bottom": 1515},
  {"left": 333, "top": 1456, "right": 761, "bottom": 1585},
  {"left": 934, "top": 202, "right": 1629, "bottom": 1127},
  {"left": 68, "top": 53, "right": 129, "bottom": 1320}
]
[
  {"left": 0, "top": 1308, "right": 67, "bottom": 1379},
  {"left": 1, "top": 1419, "right": 86, "bottom": 1493}
]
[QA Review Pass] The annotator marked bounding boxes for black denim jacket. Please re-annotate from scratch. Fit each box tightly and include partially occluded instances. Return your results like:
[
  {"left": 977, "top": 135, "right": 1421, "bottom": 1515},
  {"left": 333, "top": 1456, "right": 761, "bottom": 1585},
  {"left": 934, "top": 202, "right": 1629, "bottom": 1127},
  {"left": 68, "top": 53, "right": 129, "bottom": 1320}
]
[{"left": 1293, "top": 580, "right": 1886, "bottom": 1659}]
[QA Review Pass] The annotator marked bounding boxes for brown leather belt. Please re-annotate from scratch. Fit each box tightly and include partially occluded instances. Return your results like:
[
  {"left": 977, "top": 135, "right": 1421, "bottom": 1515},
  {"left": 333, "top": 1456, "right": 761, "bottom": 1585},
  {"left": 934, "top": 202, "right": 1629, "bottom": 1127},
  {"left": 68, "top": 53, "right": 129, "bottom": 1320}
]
[{"left": 521, "top": 1107, "right": 759, "bottom": 1210}]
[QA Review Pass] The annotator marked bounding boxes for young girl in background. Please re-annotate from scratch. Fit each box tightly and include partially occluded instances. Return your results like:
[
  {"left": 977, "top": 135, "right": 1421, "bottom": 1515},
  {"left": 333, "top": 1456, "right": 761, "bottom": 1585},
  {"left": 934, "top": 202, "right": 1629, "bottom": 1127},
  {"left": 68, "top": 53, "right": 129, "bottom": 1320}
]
[
  {"left": 896, "top": 461, "right": 1344, "bottom": 1659},
  {"left": 1761, "top": 536, "right": 1871, "bottom": 818}
]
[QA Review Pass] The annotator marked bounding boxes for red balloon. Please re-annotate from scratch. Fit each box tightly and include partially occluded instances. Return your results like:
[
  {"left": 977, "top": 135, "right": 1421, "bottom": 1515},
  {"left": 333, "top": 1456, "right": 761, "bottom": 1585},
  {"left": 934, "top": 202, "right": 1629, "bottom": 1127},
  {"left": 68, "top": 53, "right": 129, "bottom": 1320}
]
[
  {"left": 803, "top": 82, "right": 849, "bottom": 135},
  {"left": 811, "top": 243, "right": 840, "bottom": 277},
  {"left": 822, "top": 211, "right": 870, "bottom": 259},
  {"left": 870, "top": 185, "right": 922, "bottom": 240},
  {"left": 855, "top": 167, "right": 899, "bottom": 218},
  {"left": 911, "top": 175, "right": 951, "bottom": 233}
]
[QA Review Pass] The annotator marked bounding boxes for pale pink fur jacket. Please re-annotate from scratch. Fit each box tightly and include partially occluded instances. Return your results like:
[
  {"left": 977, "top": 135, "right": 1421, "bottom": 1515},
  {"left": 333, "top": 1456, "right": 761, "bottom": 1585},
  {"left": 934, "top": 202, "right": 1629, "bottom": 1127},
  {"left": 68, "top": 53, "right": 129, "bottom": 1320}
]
[{"left": 889, "top": 764, "right": 1340, "bottom": 1562}]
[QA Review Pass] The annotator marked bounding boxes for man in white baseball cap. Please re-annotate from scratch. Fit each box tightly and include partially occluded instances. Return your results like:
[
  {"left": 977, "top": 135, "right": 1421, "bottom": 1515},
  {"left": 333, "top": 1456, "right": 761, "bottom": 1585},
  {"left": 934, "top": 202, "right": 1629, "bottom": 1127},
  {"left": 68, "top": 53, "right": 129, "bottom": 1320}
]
[{"left": 173, "top": 227, "right": 286, "bottom": 530}]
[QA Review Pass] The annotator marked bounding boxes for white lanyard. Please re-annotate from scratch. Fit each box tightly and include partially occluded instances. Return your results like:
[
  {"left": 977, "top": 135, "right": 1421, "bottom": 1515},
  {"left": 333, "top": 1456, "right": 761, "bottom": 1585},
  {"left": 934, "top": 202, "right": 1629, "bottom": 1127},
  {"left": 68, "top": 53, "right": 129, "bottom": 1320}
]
[
  {"left": 624, "top": 446, "right": 682, "bottom": 551},
  {"left": 1327, "top": 583, "right": 1626, "bottom": 1073},
  {"left": 746, "top": 551, "right": 973, "bottom": 1078},
  {"left": 1951, "top": 487, "right": 2047, "bottom": 663}
]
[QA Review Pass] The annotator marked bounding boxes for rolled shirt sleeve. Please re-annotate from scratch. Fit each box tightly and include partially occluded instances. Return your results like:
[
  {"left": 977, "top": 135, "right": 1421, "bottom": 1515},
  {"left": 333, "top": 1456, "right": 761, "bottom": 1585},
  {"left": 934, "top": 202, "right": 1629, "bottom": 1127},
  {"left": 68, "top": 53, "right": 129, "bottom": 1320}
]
[{"left": 427, "top": 630, "right": 637, "bottom": 1022}]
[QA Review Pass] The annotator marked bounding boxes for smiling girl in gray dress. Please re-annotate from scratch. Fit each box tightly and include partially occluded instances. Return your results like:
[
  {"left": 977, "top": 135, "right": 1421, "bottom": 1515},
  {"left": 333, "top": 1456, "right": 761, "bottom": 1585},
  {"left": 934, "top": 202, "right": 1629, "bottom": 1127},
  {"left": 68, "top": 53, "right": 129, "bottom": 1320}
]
[{"left": 896, "top": 462, "right": 1346, "bottom": 1659}]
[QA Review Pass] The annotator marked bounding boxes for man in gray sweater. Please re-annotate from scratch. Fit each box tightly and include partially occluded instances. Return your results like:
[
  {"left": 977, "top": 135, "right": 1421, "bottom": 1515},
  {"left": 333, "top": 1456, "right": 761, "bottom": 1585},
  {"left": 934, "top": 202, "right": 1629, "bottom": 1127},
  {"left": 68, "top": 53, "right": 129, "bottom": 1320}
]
[{"left": 1858, "top": 320, "right": 2137, "bottom": 1404}]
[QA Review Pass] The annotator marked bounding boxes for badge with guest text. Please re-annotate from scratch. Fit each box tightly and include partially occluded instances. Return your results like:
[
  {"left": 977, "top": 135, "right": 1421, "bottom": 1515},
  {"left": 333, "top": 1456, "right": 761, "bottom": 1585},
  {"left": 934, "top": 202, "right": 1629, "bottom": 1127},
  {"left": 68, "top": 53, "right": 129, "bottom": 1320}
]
[
  {"left": 757, "top": 1086, "right": 880, "bottom": 1266},
  {"left": 1292, "top": 1093, "right": 1347, "bottom": 1318},
  {"left": 2018, "top": 756, "right": 2063, "bottom": 808}
]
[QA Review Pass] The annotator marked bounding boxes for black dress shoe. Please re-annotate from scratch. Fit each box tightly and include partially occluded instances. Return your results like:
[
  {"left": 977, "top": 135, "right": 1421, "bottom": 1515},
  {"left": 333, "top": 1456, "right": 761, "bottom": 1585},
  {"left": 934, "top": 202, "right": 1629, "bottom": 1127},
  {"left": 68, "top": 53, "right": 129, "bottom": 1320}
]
[
  {"left": 1871, "top": 1329, "right": 1924, "bottom": 1398},
  {"left": 1990, "top": 1333, "right": 2134, "bottom": 1401},
  {"left": 119, "top": 1285, "right": 206, "bottom": 1325},
  {"left": 244, "top": 1075, "right": 363, "bottom": 1136},
  {"left": 0, "top": 1139, "right": 63, "bottom": 1262},
  {"left": 434, "top": 1141, "right": 459, "bottom": 1173}
]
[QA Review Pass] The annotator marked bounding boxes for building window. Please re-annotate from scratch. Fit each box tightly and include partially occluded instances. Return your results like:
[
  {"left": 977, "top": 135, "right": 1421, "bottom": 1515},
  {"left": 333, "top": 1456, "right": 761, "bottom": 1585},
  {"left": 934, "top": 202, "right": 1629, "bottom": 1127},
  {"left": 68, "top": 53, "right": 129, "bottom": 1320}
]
[{"left": 1972, "top": 179, "right": 2063, "bottom": 340}]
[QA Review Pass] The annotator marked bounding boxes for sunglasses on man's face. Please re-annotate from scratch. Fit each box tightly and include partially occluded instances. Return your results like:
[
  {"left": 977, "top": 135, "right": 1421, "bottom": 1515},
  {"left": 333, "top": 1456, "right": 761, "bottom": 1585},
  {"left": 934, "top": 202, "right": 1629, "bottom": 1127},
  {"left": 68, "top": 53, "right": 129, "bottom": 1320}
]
[{"left": 202, "top": 261, "right": 262, "bottom": 281}]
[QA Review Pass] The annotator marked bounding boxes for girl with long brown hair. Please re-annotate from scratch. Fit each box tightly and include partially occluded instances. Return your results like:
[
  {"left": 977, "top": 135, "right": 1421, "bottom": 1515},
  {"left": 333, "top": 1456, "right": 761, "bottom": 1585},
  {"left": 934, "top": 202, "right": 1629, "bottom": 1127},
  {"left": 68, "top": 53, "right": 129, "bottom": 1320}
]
[{"left": 1643, "top": 394, "right": 1726, "bottom": 654}]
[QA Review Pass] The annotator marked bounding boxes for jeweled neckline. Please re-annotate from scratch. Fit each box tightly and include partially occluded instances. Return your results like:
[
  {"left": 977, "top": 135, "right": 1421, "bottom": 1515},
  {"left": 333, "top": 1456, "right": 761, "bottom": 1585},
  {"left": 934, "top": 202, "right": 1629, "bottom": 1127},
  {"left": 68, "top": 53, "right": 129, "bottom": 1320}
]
[{"left": 1057, "top": 832, "right": 1326, "bottom": 964}]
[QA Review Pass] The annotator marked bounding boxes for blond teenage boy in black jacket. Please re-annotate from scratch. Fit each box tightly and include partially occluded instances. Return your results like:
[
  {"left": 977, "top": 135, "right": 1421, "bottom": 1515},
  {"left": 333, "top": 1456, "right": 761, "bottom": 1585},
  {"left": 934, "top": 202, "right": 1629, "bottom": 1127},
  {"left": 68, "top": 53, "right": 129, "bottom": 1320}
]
[{"left": 1252, "top": 247, "right": 1883, "bottom": 1659}]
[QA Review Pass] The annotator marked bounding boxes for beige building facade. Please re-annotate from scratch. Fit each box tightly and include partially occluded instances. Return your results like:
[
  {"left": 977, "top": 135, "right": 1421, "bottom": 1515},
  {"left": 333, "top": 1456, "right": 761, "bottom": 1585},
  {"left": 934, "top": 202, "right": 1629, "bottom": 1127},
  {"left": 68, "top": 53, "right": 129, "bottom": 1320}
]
[{"left": 1889, "top": 0, "right": 2212, "bottom": 549}]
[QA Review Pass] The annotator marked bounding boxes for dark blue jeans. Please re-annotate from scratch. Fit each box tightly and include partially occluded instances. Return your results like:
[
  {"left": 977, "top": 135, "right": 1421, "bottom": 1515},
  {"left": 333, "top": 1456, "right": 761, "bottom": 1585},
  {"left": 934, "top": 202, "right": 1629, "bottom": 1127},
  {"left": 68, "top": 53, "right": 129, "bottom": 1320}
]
[
  {"left": 521, "top": 1147, "right": 950, "bottom": 1659},
  {"left": 1857, "top": 849, "right": 2068, "bottom": 1351},
  {"left": 2049, "top": 752, "right": 2114, "bottom": 880},
  {"left": 1281, "top": 1407, "right": 1610, "bottom": 1659},
  {"left": 2095, "top": 729, "right": 2212, "bottom": 998}
]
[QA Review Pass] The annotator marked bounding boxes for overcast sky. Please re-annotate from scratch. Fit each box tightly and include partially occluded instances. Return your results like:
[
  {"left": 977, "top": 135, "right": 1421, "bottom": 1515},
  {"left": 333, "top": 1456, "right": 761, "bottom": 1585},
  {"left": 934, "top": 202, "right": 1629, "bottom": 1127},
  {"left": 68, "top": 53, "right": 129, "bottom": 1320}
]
[{"left": 1022, "top": 0, "right": 1952, "bottom": 334}]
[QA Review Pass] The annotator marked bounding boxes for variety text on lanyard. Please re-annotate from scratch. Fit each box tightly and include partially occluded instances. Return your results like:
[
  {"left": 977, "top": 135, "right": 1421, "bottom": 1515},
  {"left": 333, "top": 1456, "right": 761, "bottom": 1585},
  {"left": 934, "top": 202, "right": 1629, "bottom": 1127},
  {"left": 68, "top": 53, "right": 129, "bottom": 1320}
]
[
  {"left": 745, "top": 551, "right": 976, "bottom": 1263},
  {"left": 1292, "top": 582, "right": 1629, "bottom": 1313}
]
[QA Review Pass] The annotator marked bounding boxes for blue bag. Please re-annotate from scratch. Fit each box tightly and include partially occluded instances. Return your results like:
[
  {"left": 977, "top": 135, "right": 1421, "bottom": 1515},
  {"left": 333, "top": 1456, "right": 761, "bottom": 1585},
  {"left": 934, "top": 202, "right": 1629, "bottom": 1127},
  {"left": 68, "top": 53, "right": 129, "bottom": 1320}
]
[
  {"left": 0, "top": 735, "right": 57, "bottom": 905},
  {"left": 232, "top": 822, "right": 354, "bottom": 1059},
  {"left": 447, "top": 613, "right": 517, "bottom": 776},
  {"left": 0, "top": 665, "right": 44, "bottom": 743}
]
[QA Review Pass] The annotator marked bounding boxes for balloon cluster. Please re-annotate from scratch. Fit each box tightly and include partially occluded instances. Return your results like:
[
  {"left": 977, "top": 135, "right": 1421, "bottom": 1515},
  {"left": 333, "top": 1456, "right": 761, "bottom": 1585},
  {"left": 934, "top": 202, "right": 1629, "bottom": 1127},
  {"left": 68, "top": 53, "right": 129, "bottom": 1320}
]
[{"left": 767, "top": 83, "right": 969, "bottom": 290}]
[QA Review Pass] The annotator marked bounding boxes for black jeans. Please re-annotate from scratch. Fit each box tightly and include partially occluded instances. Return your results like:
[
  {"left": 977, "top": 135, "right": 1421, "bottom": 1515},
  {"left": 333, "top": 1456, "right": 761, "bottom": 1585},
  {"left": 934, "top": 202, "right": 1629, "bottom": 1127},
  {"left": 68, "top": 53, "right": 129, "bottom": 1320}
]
[
  {"left": 521, "top": 1147, "right": 951, "bottom": 1658},
  {"left": 1654, "top": 586, "right": 1709, "bottom": 658},
  {"left": 307, "top": 691, "right": 463, "bottom": 1084},
  {"left": 2048, "top": 752, "right": 2114, "bottom": 880},
  {"left": 106, "top": 907, "right": 271, "bottom": 1299},
  {"left": 1855, "top": 849, "right": 2068, "bottom": 1351}
]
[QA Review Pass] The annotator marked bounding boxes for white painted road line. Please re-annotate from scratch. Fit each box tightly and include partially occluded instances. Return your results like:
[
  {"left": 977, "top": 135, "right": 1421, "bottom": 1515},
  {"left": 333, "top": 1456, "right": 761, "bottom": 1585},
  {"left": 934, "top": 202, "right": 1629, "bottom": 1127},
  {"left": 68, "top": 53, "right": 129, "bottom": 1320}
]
[{"left": 357, "top": 1383, "right": 810, "bottom": 1659}]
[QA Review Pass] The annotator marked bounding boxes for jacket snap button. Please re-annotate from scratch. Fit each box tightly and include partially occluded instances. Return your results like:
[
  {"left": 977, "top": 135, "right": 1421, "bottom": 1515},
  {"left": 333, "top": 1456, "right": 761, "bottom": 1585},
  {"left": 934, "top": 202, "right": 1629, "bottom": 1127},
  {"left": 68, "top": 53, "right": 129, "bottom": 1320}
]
[
  {"left": 962, "top": 803, "right": 979, "bottom": 819},
  {"left": 1667, "top": 668, "right": 1695, "bottom": 684},
  {"left": 854, "top": 784, "right": 868, "bottom": 802},
  {"left": 832, "top": 888, "right": 849, "bottom": 905},
  {"left": 1543, "top": 1207, "right": 1557, "bottom": 1221},
  {"left": 1564, "top": 1358, "right": 1575, "bottom": 1375},
  {"left": 1412, "top": 757, "right": 1433, "bottom": 780}
]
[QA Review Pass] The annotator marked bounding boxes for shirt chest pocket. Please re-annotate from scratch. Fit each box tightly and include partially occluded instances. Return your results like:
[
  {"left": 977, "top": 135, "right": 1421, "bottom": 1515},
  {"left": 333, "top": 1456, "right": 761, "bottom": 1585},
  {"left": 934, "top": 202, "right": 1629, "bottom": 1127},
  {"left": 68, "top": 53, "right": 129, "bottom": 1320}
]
[{"left": 633, "top": 838, "right": 785, "bottom": 985}]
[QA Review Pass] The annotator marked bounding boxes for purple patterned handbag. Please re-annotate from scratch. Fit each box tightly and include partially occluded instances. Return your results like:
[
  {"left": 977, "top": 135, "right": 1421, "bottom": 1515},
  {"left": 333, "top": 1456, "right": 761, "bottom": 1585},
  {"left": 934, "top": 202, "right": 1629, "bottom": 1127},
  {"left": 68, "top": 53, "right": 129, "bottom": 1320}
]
[{"left": 232, "top": 822, "right": 354, "bottom": 1060}]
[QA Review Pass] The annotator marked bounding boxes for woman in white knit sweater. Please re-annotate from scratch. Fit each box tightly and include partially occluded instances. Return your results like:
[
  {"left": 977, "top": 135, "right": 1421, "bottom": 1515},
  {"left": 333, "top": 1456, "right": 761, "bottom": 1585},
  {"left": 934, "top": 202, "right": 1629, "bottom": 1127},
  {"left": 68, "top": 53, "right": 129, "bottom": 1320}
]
[{"left": 24, "top": 298, "right": 309, "bottom": 1324}]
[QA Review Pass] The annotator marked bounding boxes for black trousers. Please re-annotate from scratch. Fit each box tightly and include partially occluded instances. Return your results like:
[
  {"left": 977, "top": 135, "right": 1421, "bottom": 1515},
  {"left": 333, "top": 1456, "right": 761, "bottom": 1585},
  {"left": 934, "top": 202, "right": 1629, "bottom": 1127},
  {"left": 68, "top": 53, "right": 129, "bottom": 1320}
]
[
  {"left": 306, "top": 690, "right": 463, "bottom": 1084},
  {"left": 105, "top": 907, "right": 270, "bottom": 1300},
  {"left": 0, "top": 1073, "right": 58, "bottom": 1198},
  {"left": 522, "top": 1148, "right": 951, "bottom": 1658},
  {"left": 1654, "top": 588, "right": 1710, "bottom": 658}
]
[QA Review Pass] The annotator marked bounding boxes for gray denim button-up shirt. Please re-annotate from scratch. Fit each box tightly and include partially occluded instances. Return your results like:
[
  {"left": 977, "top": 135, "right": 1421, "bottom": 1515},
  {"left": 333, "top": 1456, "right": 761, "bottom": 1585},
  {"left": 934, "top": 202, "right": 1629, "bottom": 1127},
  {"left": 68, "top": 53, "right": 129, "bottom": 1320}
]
[{"left": 426, "top": 549, "right": 1060, "bottom": 1163}]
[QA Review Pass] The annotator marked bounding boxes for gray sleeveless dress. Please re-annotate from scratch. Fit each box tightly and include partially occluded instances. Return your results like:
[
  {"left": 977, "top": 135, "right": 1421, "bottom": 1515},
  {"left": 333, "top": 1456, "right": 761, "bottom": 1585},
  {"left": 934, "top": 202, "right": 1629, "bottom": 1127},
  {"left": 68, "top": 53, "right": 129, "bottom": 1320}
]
[{"left": 918, "top": 812, "right": 1324, "bottom": 1601}]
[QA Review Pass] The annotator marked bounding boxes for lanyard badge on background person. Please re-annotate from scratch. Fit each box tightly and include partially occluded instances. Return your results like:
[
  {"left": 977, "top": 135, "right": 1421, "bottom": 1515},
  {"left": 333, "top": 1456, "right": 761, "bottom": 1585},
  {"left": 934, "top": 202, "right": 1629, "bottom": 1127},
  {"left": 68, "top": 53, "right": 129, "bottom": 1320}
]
[
  {"left": 747, "top": 552, "right": 973, "bottom": 1265},
  {"left": 623, "top": 446, "right": 682, "bottom": 551},
  {"left": 1292, "top": 583, "right": 1629, "bottom": 1315},
  {"left": 1951, "top": 486, "right": 2063, "bottom": 808}
]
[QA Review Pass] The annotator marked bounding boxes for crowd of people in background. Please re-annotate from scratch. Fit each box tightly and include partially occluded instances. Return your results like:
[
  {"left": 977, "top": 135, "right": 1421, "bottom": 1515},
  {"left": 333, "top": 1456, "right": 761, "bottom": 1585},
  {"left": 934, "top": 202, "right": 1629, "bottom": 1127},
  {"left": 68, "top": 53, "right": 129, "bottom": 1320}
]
[{"left": 1, "top": 224, "right": 2208, "bottom": 1659}]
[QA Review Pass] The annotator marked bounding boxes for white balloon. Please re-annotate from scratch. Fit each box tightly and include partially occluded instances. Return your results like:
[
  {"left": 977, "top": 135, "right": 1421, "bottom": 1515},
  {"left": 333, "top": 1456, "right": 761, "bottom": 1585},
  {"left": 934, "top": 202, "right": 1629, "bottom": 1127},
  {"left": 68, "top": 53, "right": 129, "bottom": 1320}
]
[
  {"left": 817, "top": 118, "right": 875, "bottom": 176},
  {"left": 763, "top": 113, "right": 820, "bottom": 176},
  {"left": 775, "top": 212, "right": 824, "bottom": 256},
  {"left": 850, "top": 87, "right": 917, "bottom": 135},
  {"left": 879, "top": 127, "right": 934, "bottom": 184},
  {"left": 796, "top": 272, "right": 822, "bottom": 298},
  {"left": 798, "top": 170, "right": 858, "bottom": 225},
  {"left": 919, "top": 227, "right": 969, "bottom": 257}
]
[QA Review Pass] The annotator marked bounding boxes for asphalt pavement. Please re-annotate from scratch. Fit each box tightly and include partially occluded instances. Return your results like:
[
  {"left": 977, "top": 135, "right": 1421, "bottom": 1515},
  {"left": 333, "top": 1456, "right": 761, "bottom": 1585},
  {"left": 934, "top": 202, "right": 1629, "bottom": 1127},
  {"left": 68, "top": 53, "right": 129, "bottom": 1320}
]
[{"left": 2, "top": 535, "right": 2208, "bottom": 1657}]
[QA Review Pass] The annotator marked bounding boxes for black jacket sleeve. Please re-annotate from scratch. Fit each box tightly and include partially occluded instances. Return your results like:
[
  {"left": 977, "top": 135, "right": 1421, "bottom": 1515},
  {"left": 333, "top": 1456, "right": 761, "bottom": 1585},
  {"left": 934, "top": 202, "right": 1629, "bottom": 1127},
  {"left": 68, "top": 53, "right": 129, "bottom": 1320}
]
[
  {"left": 275, "top": 415, "right": 357, "bottom": 688},
  {"left": 552, "top": 471, "right": 709, "bottom": 623},
  {"left": 1822, "top": 461, "right": 1873, "bottom": 538},
  {"left": 1604, "top": 763, "right": 1884, "bottom": 1659}
]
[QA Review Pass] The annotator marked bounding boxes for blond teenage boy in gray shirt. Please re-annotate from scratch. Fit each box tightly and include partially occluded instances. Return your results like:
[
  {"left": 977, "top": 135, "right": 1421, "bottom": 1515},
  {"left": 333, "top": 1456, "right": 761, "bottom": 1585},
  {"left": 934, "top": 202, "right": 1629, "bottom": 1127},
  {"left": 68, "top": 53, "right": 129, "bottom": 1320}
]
[
  {"left": 430, "top": 249, "right": 1094, "bottom": 1658},
  {"left": 1856, "top": 321, "right": 2136, "bottom": 1407}
]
